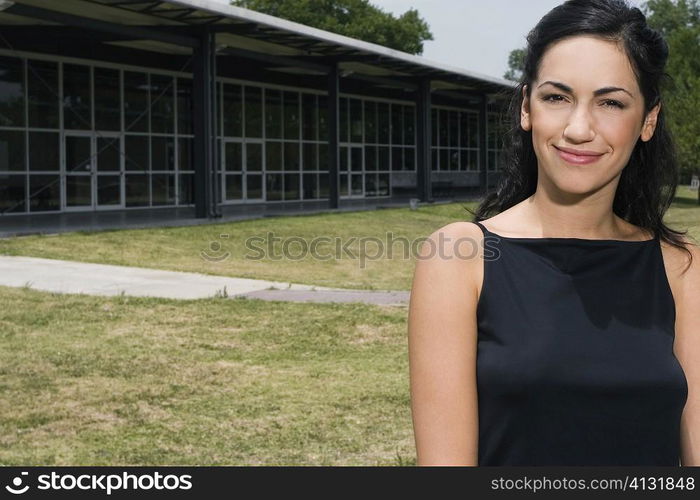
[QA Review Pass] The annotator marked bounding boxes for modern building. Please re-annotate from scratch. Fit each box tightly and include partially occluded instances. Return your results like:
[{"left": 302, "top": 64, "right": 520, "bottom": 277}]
[{"left": 0, "top": 0, "right": 515, "bottom": 224}]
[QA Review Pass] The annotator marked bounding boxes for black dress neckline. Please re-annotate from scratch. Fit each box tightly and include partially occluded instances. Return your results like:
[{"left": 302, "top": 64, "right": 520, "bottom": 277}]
[{"left": 474, "top": 220, "right": 657, "bottom": 244}]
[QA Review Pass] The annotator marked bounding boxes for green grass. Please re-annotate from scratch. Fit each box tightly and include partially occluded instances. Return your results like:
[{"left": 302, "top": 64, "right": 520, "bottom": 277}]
[
  {"left": 0, "top": 202, "right": 478, "bottom": 291},
  {"left": 0, "top": 285, "right": 415, "bottom": 465},
  {"left": 2, "top": 193, "right": 699, "bottom": 291}
]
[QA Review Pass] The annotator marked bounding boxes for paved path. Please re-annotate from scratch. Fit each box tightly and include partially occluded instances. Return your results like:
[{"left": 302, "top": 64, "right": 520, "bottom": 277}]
[{"left": 0, "top": 256, "right": 410, "bottom": 306}]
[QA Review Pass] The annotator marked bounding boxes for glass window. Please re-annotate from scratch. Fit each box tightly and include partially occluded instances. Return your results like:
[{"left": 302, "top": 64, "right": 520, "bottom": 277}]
[
  {"left": 318, "top": 95, "right": 328, "bottom": 142},
  {"left": 350, "top": 98, "right": 362, "bottom": 143},
  {"left": 440, "top": 149, "right": 448, "bottom": 172},
  {"left": 364, "top": 145, "right": 377, "bottom": 171},
  {"left": 177, "top": 78, "right": 193, "bottom": 135},
  {"left": 125, "top": 135, "right": 149, "bottom": 171},
  {"left": 378, "top": 146, "right": 389, "bottom": 170},
  {"left": 284, "top": 173, "right": 299, "bottom": 200},
  {"left": 468, "top": 113, "right": 478, "bottom": 148},
  {"left": 63, "top": 64, "right": 91, "bottom": 130},
  {"left": 350, "top": 147, "right": 362, "bottom": 172},
  {"left": 391, "top": 147, "right": 402, "bottom": 171},
  {"left": 246, "top": 142, "right": 262, "bottom": 171},
  {"left": 266, "top": 173, "right": 282, "bottom": 201},
  {"left": 404, "top": 148, "right": 415, "bottom": 170},
  {"left": 431, "top": 148, "right": 438, "bottom": 170},
  {"left": 404, "top": 106, "right": 415, "bottom": 145},
  {"left": 223, "top": 83, "right": 243, "bottom": 137},
  {"left": 30, "top": 176, "right": 60, "bottom": 211},
  {"left": 431, "top": 109, "right": 438, "bottom": 146},
  {"left": 96, "top": 137, "right": 121, "bottom": 172},
  {"left": 339, "top": 146, "right": 348, "bottom": 172},
  {"left": 319, "top": 172, "right": 328, "bottom": 198},
  {"left": 303, "top": 173, "right": 317, "bottom": 199},
  {"left": 350, "top": 174, "right": 362, "bottom": 195},
  {"left": 284, "top": 142, "right": 299, "bottom": 171},
  {"left": 178, "top": 138, "right": 193, "bottom": 171},
  {"left": 302, "top": 143, "right": 317, "bottom": 171},
  {"left": 65, "top": 176, "right": 91, "bottom": 207},
  {"left": 125, "top": 174, "right": 149, "bottom": 206},
  {"left": 449, "top": 111, "right": 459, "bottom": 148},
  {"left": 266, "top": 141, "right": 282, "bottom": 171},
  {"left": 225, "top": 174, "right": 242, "bottom": 200},
  {"left": 302, "top": 93, "right": 317, "bottom": 141},
  {"left": 124, "top": 71, "right": 148, "bottom": 133},
  {"left": 283, "top": 91, "right": 299, "bottom": 140},
  {"left": 391, "top": 104, "right": 402, "bottom": 145},
  {"left": 246, "top": 174, "right": 262, "bottom": 199},
  {"left": 364, "top": 101, "right": 377, "bottom": 144},
  {"left": 28, "top": 132, "right": 59, "bottom": 171},
  {"left": 150, "top": 74, "right": 174, "bottom": 134},
  {"left": 339, "top": 98, "right": 349, "bottom": 143},
  {"left": 377, "top": 173, "right": 389, "bottom": 196},
  {"left": 459, "top": 112, "right": 470, "bottom": 149},
  {"left": 450, "top": 149, "right": 459, "bottom": 170},
  {"left": 0, "top": 56, "right": 24, "bottom": 127},
  {"left": 318, "top": 144, "right": 328, "bottom": 172},
  {"left": 377, "top": 102, "right": 389, "bottom": 144},
  {"left": 94, "top": 67, "right": 121, "bottom": 131},
  {"left": 438, "top": 110, "right": 448, "bottom": 147},
  {"left": 0, "top": 174, "right": 26, "bottom": 213},
  {"left": 152, "top": 174, "right": 175, "bottom": 205},
  {"left": 124, "top": 71, "right": 149, "bottom": 132},
  {"left": 97, "top": 175, "right": 121, "bottom": 206},
  {"left": 178, "top": 173, "right": 193, "bottom": 204},
  {"left": 225, "top": 142, "right": 242, "bottom": 171},
  {"left": 0, "top": 130, "right": 25, "bottom": 171},
  {"left": 244, "top": 86, "right": 262, "bottom": 138},
  {"left": 265, "top": 89, "right": 282, "bottom": 139},
  {"left": 27, "top": 59, "right": 58, "bottom": 129},
  {"left": 365, "top": 173, "right": 377, "bottom": 197},
  {"left": 152, "top": 136, "right": 175, "bottom": 171}
]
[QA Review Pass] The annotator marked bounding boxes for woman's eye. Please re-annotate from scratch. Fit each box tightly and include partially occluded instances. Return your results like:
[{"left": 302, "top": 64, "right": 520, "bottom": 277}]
[
  {"left": 602, "top": 99, "right": 625, "bottom": 109},
  {"left": 542, "top": 94, "right": 566, "bottom": 103}
]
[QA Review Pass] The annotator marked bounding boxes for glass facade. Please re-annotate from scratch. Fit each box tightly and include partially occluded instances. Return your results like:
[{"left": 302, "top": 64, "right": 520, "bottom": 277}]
[
  {"left": 0, "top": 50, "right": 499, "bottom": 215},
  {"left": 431, "top": 106, "right": 480, "bottom": 171},
  {"left": 0, "top": 53, "right": 195, "bottom": 214}
]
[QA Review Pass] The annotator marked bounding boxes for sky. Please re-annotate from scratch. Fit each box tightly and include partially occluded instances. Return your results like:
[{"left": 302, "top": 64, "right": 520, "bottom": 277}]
[
  {"left": 370, "top": 0, "right": 647, "bottom": 80},
  {"left": 211, "top": 0, "right": 648, "bottom": 81}
]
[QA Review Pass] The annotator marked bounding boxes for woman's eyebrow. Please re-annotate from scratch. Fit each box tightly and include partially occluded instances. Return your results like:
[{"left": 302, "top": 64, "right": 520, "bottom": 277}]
[{"left": 537, "top": 80, "right": 634, "bottom": 98}]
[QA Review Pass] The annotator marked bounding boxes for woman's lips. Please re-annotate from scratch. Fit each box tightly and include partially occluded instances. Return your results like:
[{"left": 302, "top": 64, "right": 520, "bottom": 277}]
[{"left": 555, "top": 146, "right": 605, "bottom": 165}]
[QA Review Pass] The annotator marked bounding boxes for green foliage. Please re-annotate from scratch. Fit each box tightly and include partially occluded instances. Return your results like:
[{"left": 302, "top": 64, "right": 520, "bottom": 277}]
[
  {"left": 503, "top": 48, "right": 526, "bottom": 81},
  {"left": 644, "top": 0, "right": 700, "bottom": 182},
  {"left": 230, "top": 0, "right": 433, "bottom": 54}
]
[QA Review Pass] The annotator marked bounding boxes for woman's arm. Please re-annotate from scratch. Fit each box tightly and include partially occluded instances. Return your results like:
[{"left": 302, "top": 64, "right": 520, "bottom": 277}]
[
  {"left": 408, "top": 222, "right": 483, "bottom": 465},
  {"left": 676, "top": 241, "right": 700, "bottom": 466}
]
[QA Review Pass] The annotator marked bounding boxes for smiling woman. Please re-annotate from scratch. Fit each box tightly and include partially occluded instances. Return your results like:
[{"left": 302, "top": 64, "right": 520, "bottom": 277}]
[{"left": 408, "top": 0, "right": 700, "bottom": 466}]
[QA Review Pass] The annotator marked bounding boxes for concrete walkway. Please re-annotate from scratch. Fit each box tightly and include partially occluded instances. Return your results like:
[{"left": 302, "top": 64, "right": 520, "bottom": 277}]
[{"left": 0, "top": 256, "right": 410, "bottom": 306}]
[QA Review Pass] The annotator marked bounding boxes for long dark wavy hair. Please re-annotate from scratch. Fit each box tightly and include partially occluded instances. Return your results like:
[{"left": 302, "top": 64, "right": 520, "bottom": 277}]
[{"left": 468, "top": 0, "right": 694, "bottom": 272}]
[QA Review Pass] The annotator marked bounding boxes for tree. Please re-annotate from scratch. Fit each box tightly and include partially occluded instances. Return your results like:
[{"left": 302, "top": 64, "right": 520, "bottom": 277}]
[
  {"left": 643, "top": 0, "right": 700, "bottom": 184},
  {"left": 503, "top": 48, "right": 526, "bottom": 82},
  {"left": 230, "top": 0, "right": 434, "bottom": 55}
]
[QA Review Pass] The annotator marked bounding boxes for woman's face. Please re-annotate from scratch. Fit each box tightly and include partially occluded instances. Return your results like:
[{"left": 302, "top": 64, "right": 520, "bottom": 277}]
[{"left": 520, "top": 35, "right": 660, "bottom": 197}]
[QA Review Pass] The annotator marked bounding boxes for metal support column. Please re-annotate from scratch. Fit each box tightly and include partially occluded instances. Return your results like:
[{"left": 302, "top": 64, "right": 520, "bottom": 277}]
[
  {"left": 416, "top": 79, "right": 433, "bottom": 202},
  {"left": 479, "top": 94, "right": 489, "bottom": 195},
  {"left": 193, "top": 27, "right": 217, "bottom": 218},
  {"left": 327, "top": 64, "right": 339, "bottom": 209}
]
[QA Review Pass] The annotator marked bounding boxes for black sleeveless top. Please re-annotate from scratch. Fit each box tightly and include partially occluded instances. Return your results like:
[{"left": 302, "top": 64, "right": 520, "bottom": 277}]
[{"left": 473, "top": 221, "right": 688, "bottom": 466}]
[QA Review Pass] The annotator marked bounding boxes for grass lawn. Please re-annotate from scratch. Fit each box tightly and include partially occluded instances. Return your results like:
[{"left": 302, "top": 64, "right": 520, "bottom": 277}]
[
  {"left": 0, "top": 285, "right": 414, "bottom": 465},
  {"left": 1, "top": 192, "right": 698, "bottom": 291},
  {"left": 1, "top": 192, "right": 698, "bottom": 466}
]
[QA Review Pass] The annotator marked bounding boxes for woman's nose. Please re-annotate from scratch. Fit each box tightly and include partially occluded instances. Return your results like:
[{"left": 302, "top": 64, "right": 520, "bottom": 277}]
[{"left": 563, "top": 105, "right": 595, "bottom": 142}]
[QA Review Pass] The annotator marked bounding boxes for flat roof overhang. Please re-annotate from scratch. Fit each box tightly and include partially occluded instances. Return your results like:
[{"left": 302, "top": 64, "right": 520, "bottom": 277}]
[{"left": 0, "top": 0, "right": 516, "bottom": 102}]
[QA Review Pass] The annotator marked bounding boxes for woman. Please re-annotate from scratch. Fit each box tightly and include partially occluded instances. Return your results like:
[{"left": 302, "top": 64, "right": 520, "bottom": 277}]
[{"left": 408, "top": 0, "right": 699, "bottom": 466}]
